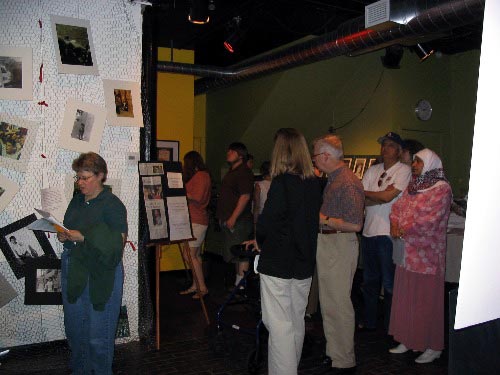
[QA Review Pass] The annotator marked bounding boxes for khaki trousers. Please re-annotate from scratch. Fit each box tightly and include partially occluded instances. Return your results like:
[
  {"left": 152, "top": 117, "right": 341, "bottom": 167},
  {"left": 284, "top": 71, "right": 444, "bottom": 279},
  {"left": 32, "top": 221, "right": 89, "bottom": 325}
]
[
  {"left": 260, "top": 273, "right": 312, "bottom": 375},
  {"left": 316, "top": 232, "right": 359, "bottom": 368}
]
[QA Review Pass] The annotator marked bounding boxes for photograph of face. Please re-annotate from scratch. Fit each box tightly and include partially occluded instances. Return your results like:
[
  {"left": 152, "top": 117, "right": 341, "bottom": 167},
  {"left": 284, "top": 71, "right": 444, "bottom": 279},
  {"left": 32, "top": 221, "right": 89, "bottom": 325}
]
[
  {"left": 114, "top": 89, "right": 134, "bottom": 118},
  {"left": 7, "top": 229, "right": 43, "bottom": 265},
  {"left": 55, "top": 23, "right": 93, "bottom": 66},
  {"left": 0, "top": 121, "right": 27, "bottom": 160},
  {"left": 152, "top": 209, "right": 162, "bottom": 226},
  {"left": 152, "top": 165, "right": 163, "bottom": 174},
  {"left": 0, "top": 56, "right": 22, "bottom": 88},
  {"left": 36, "top": 269, "right": 62, "bottom": 293},
  {"left": 70, "top": 109, "right": 93, "bottom": 142},
  {"left": 158, "top": 148, "right": 172, "bottom": 162},
  {"left": 353, "top": 158, "right": 367, "bottom": 179}
]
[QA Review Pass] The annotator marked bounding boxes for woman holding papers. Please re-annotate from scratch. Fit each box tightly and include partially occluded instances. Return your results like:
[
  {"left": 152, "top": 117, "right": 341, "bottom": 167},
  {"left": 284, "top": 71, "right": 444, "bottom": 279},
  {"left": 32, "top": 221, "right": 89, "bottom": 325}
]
[
  {"left": 179, "top": 151, "right": 211, "bottom": 299},
  {"left": 57, "top": 152, "right": 127, "bottom": 375}
]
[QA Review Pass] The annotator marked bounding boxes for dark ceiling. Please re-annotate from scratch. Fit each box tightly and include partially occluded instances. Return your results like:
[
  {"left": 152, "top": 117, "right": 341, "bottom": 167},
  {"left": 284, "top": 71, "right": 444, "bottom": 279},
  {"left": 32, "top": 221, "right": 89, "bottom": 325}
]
[{"left": 147, "top": 0, "right": 483, "bottom": 67}]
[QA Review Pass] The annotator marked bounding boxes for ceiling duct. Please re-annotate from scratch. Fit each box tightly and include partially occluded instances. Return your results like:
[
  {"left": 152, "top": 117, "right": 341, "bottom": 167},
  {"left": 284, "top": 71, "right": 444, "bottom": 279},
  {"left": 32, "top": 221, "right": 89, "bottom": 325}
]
[{"left": 156, "top": 0, "right": 484, "bottom": 95}]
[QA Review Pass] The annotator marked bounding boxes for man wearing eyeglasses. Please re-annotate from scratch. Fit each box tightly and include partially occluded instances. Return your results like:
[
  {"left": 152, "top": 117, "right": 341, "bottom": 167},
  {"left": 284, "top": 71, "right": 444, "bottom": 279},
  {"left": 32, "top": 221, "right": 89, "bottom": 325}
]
[
  {"left": 312, "top": 135, "right": 364, "bottom": 374},
  {"left": 359, "top": 132, "right": 411, "bottom": 333}
]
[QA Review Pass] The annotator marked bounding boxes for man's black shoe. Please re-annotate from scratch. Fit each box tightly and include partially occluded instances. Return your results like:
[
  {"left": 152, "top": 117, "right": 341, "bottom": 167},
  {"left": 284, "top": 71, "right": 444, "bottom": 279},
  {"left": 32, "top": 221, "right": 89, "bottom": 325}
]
[
  {"left": 316, "top": 365, "right": 356, "bottom": 374},
  {"left": 356, "top": 324, "right": 376, "bottom": 333}
]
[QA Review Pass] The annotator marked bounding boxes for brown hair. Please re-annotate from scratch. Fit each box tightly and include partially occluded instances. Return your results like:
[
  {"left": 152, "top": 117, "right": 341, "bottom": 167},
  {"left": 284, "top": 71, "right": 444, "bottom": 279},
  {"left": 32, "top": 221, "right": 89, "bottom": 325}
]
[
  {"left": 270, "top": 128, "right": 315, "bottom": 179},
  {"left": 72, "top": 152, "right": 108, "bottom": 182},
  {"left": 183, "top": 150, "right": 207, "bottom": 182}
]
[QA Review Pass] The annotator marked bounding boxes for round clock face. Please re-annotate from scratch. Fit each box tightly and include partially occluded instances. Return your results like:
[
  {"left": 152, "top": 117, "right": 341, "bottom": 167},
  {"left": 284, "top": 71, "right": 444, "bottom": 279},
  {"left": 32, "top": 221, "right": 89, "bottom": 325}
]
[{"left": 415, "top": 99, "right": 432, "bottom": 121}]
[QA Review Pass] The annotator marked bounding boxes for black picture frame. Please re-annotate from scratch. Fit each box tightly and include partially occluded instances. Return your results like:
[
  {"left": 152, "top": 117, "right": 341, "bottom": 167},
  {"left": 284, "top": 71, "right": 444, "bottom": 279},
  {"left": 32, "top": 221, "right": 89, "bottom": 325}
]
[
  {"left": 24, "top": 257, "right": 62, "bottom": 305},
  {"left": 156, "top": 140, "right": 179, "bottom": 162},
  {"left": 0, "top": 214, "right": 57, "bottom": 279}
]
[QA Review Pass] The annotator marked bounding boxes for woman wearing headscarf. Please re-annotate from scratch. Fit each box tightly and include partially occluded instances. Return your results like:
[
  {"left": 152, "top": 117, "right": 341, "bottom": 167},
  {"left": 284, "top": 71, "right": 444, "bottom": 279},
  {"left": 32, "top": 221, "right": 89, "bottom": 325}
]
[
  {"left": 388, "top": 149, "right": 452, "bottom": 364},
  {"left": 244, "top": 128, "right": 322, "bottom": 374}
]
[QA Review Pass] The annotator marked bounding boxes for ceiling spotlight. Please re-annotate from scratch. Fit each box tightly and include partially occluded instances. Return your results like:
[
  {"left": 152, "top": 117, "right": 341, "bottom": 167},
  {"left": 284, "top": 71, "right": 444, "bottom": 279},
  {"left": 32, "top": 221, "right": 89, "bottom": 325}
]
[
  {"left": 415, "top": 43, "right": 434, "bottom": 62},
  {"left": 188, "top": 0, "right": 209, "bottom": 25},
  {"left": 224, "top": 16, "right": 242, "bottom": 53}
]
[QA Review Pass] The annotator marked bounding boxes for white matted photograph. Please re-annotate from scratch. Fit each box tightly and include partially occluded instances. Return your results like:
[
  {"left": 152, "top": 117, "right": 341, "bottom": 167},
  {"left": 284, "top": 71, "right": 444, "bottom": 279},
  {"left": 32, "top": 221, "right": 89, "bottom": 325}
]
[
  {"left": 103, "top": 80, "right": 143, "bottom": 127},
  {"left": 0, "top": 46, "right": 32, "bottom": 100},
  {"left": 59, "top": 99, "right": 106, "bottom": 153},
  {"left": 50, "top": 15, "right": 98, "bottom": 75},
  {"left": 0, "top": 113, "right": 39, "bottom": 172},
  {"left": 0, "top": 175, "right": 20, "bottom": 213}
]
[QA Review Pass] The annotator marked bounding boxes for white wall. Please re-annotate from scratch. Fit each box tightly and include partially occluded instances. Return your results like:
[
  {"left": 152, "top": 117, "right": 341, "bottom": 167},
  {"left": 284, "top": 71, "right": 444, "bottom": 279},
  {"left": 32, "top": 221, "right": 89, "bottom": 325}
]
[{"left": 0, "top": 0, "right": 141, "bottom": 346}]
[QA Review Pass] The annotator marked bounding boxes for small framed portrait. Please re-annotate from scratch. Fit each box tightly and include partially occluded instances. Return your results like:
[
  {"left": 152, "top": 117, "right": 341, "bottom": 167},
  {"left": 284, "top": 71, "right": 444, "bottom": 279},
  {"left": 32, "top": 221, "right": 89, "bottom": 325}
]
[
  {"left": 156, "top": 140, "right": 179, "bottom": 162},
  {"left": 0, "top": 214, "right": 57, "bottom": 279},
  {"left": 0, "top": 113, "right": 39, "bottom": 172},
  {"left": 50, "top": 15, "right": 98, "bottom": 75},
  {"left": 343, "top": 158, "right": 353, "bottom": 169},
  {"left": 25, "top": 258, "right": 62, "bottom": 305},
  {"left": 0, "top": 175, "right": 20, "bottom": 213},
  {"left": 368, "top": 158, "right": 378, "bottom": 169},
  {"left": 0, "top": 46, "right": 32, "bottom": 100},
  {"left": 103, "top": 80, "right": 143, "bottom": 127},
  {"left": 353, "top": 158, "right": 367, "bottom": 179},
  {"left": 58, "top": 99, "right": 106, "bottom": 153}
]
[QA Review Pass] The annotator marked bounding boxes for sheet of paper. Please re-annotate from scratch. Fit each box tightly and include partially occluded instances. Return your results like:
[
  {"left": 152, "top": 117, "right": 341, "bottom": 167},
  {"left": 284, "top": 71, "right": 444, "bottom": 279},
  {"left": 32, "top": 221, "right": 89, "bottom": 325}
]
[
  {"left": 166, "top": 196, "right": 193, "bottom": 241},
  {"left": 41, "top": 187, "right": 67, "bottom": 223},
  {"left": 142, "top": 176, "right": 168, "bottom": 240},
  {"left": 33, "top": 208, "right": 68, "bottom": 232},
  {"left": 166, "top": 172, "right": 183, "bottom": 189}
]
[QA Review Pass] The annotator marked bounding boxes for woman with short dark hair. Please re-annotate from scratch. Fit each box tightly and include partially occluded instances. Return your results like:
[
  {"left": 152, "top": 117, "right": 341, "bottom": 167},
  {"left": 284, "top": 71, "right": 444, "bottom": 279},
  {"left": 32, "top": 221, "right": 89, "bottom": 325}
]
[{"left": 57, "top": 152, "right": 127, "bottom": 374}]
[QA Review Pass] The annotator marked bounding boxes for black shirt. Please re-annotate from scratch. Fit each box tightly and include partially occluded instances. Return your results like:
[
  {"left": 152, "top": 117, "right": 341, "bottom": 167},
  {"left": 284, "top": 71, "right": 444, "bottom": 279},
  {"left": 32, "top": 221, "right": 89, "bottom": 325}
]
[{"left": 256, "top": 173, "right": 322, "bottom": 279}]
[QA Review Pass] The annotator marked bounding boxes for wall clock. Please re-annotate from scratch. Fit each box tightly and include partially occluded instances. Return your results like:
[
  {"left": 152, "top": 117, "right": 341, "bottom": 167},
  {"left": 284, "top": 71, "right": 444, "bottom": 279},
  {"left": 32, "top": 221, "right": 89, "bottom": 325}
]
[{"left": 415, "top": 99, "right": 432, "bottom": 121}]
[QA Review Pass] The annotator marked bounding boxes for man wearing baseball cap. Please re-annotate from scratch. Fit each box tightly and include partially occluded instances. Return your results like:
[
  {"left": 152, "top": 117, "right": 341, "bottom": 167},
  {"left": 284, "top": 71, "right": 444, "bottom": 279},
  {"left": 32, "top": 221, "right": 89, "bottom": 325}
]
[{"left": 359, "top": 132, "right": 411, "bottom": 332}]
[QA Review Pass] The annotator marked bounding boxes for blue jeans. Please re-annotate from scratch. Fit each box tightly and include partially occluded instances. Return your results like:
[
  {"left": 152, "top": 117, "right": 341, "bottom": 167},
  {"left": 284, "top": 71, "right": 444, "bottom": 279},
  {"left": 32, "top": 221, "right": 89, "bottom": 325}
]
[
  {"left": 361, "top": 235, "right": 395, "bottom": 330},
  {"left": 61, "top": 249, "right": 123, "bottom": 375}
]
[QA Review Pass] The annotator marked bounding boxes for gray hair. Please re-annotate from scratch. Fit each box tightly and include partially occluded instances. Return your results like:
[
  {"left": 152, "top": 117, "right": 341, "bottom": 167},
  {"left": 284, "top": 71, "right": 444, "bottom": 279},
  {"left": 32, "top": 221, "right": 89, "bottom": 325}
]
[{"left": 313, "top": 134, "right": 344, "bottom": 160}]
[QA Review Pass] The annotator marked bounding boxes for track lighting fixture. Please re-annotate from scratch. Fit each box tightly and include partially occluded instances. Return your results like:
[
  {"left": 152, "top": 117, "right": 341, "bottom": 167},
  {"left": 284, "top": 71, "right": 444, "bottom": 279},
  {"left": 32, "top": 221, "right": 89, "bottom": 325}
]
[{"left": 188, "top": 0, "right": 209, "bottom": 25}]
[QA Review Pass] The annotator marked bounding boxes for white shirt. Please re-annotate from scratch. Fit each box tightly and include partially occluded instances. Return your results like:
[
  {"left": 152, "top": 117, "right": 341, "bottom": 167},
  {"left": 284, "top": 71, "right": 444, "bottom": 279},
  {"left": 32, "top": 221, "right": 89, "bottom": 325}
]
[{"left": 362, "top": 161, "right": 411, "bottom": 237}]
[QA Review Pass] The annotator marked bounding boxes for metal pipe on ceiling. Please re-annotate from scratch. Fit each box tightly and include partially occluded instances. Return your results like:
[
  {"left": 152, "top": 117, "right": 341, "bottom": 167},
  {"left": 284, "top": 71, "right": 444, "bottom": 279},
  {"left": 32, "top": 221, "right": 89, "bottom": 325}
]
[{"left": 156, "top": 0, "right": 485, "bottom": 95}]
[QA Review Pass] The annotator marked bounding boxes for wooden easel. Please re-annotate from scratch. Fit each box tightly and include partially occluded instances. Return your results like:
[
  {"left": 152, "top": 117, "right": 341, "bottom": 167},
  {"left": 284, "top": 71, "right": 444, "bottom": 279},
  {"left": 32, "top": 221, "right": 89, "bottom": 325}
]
[{"left": 153, "top": 240, "right": 210, "bottom": 350}]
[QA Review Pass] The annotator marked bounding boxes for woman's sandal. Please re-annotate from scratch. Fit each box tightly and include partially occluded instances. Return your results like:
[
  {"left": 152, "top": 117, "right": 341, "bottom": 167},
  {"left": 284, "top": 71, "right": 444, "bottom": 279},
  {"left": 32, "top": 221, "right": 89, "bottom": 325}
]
[
  {"left": 179, "top": 286, "right": 197, "bottom": 295},
  {"left": 192, "top": 290, "right": 208, "bottom": 299}
]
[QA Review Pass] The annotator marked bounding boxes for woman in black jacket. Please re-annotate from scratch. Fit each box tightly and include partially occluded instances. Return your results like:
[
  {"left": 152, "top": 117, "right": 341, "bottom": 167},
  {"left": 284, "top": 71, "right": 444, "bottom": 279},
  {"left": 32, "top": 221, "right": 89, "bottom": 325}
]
[{"left": 245, "top": 128, "right": 322, "bottom": 375}]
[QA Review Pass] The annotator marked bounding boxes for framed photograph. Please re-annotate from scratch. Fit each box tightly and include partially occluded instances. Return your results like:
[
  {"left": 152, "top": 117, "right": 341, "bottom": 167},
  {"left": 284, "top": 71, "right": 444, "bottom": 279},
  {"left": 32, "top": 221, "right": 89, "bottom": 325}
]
[
  {"left": 368, "top": 158, "right": 378, "bottom": 169},
  {"left": 343, "top": 158, "right": 352, "bottom": 169},
  {"left": 50, "top": 15, "right": 98, "bottom": 75},
  {"left": 353, "top": 158, "right": 367, "bottom": 179},
  {"left": 25, "top": 258, "right": 62, "bottom": 305},
  {"left": 0, "top": 214, "right": 57, "bottom": 279},
  {"left": 156, "top": 140, "right": 179, "bottom": 162},
  {"left": 0, "top": 46, "right": 32, "bottom": 100},
  {"left": 103, "top": 80, "right": 143, "bottom": 127},
  {"left": 58, "top": 99, "right": 106, "bottom": 153},
  {"left": 0, "top": 175, "right": 20, "bottom": 213},
  {"left": 0, "top": 113, "right": 39, "bottom": 172}
]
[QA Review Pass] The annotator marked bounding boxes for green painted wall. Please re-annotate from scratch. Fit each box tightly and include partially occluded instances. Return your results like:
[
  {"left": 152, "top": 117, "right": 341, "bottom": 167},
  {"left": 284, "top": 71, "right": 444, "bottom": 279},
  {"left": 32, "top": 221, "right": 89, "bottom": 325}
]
[{"left": 206, "top": 49, "right": 480, "bottom": 195}]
